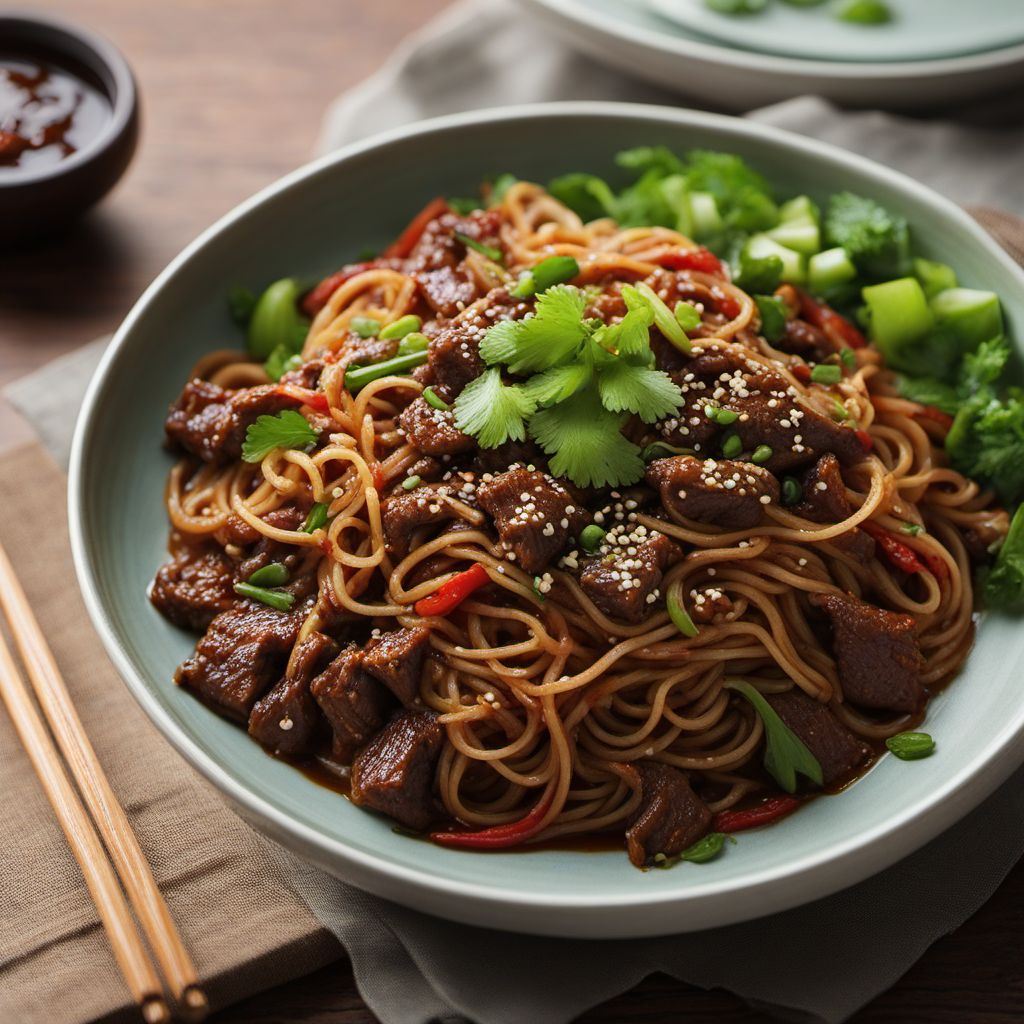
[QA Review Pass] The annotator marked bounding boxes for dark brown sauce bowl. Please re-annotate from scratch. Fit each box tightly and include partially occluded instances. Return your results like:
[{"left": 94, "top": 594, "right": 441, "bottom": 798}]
[{"left": 0, "top": 12, "right": 138, "bottom": 245}]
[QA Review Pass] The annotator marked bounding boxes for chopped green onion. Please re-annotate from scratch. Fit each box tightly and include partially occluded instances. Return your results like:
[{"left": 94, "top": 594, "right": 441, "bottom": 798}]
[
  {"left": 510, "top": 255, "right": 580, "bottom": 298},
  {"left": 247, "top": 562, "right": 289, "bottom": 587},
  {"left": 781, "top": 477, "right": 802, "bottom": 506},
  {"left": 632, "top": 282, "right": 691, "bottom": 354},
  {"left": 532, "top": 576, "right": 546, "bottom": 602},
  {"left": 302, "top": 502, "right": 329, "bottom": 533},
  {"left": 886, "top": 731, "right": 935, "bottom": 760},
  {"left": 900, "top": 522, "right": 922, "bottom": 537},
  {"left": 754, "top": 295, "right": 787, "bottom": 343},
  {"left": 379, "top": 314, "right": 422, "bottom": 341},
  {"left": 579, "top": 524, "right": 607, "bottom": 553},
  {"left": 402, "top": 474, "right": 422, "bottom": 491},
  {"left": 831, "top": 397, "right": 850, "bottom": 422},
  {"left": 641, "top": 441, "right": 694, "bottom": 462},
  {"left": 674, "top": 301, "right": 701, "bottom": 331},
  {"left": 454, "top": 231, "right": 503, "bottom": 263},
  {"left": 810, "top": 364, "right": 843, "bottom": 385},
  {"left": 233, "top": 581, "right": 295, "bottom": 611},
  {"left": 667, "top": 590, "right": 699, "bottom": 638},
  {"left": 350, "top": 316, "right": 381, "bottom": 338},
  {"left": 840, "top": 348, "right": 858, "bottom": 371},
  {"left": 422, "top": 386, "right": 451, "bottom": 411},
  {"left": 679, "top": 832, "right": 736, "bottom": 864},
  {"left": 344, "top": 350, "right": 429, "bottom": 393},
  {"left": 837, "top": 0, "right": 892, "bottom": 23},
  {"left": 398, "top": 331, "right": 430, "bottom": 355},
  {"left": 721, "top": 432, "right": 743, "bottom": 459},
  {"left": 751, "top": 444, "right": 773, "bottom": 465},
  {"left": 706, "top": 406, "right": 738, "bottom": 426}
]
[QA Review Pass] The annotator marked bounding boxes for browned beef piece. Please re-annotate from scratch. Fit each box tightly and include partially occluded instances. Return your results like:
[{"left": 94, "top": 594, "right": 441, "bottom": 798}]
[
  {"left": 626, "top": 763, "right": 711, "bottom": 867},
  {"left": 399, "top": 397, "right": 475, "bottom": 457},
  {"left": 332, "top": 334, "right": 398, "bottom": 371},
  {"left": 791, "top": 454, "right": 852, "bottom": 524},
  {"left": 278, "top": 358, "right": 325, "bottom": 391},
  {"left": 310, "top": 645, "right": 396, "bottom": 763},
  {"left": 427, "top": 318, "right": 486, "bottom": 394},
  {"left": 415, "top": 266, "right": 480, "bottom": 319},
  {"left": 477, "top": 468, "right": 589, "bottom": 575},
  {"left": 381, "top": 483, "right": 461, "bottom": 557},
  {"left": 579, "top": 531, "right": 681, "bottom": 624},
  {"left": 350, "top": 710, "right": 444, "bottom": 831},
  {"left": 405, "top": 455, "right": 444, "bottom": 482},
  {"left": 248, "top": 632, "right": 336, "bottom": 756},
  {"left": 811, "top": 592, "right": 924, "bottom": 713},
  {"left": 150, "top": 549, "right": 236, "bottom": 632},
  {"left": 236, "top": 506, "right": 306, "bottom": 578},
  {"left": 646, "top": 455, "right": 778, "bottom": 530},
  {"left": 175, "top": 602, "right": 302, "bottom": 721},
  {"left": 656, "top": 391, "right": 719, "bottom": 455},
  {"left": 363, "top": 626, "right": 432, "bottom": 706},
  {"left": 165, "top": 381, "right": 297, "bottom": 464},
  {"left": 472, "top": 439, "right": 546, "bottom": 474},
  {"left": 765, "top": 689, "right": 871, "bottom": 787},
  {"left": 773, "top": 319, "right": 834, "bottom": 362}
]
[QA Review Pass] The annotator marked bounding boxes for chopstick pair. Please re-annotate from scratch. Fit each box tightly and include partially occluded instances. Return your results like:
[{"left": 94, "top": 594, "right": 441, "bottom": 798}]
[{"left": 0, "top": 540, "right": 208, "bottom": 1023}]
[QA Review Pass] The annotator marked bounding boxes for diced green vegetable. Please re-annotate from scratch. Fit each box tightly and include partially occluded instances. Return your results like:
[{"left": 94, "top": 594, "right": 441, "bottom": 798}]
[
  {"left": 302, "top": 502, "right": 329, "bottom": 533},
  {"left": 809, "top": 247, "right": 858, "bottom": 293},
  {"left": 579, "top": 524, "right": 607, "bottom": 552},
  {"left": 751, "top": 444, "right": 773, "bottom": 464},
  {"left": 885, "top": 732, "right": 935, "bottom": 760},
  {"left": 736, "top": 249, "right": 784, "bottom": 295},
  {"left": 263, "top": 346, "right": 303, "bottom": 383},
  {"left": 778, "top": 195, "right": 820, "bottom": 223},
  {"left": 677, "top": 833, "right": 736, "bottom": 864},
  {"left": 688, "top": 191, "right": 723, "bottom": 238},
  {"left": 913, "top": 257, "right": 958, "bottom": 299},
  {"left": 810, "top": 364, "right": 842, "bottom": 385},
  {"left": 755, "top": 295, "right": 787, "bottom": 343},
  {"left": 930, "top": 288, "right": 1004, "bottom": 353},
  {"left": 837, "top": 0, "right": 893, "bottom": 23},
  {"left": 423, "top": 386, "right": 451, "bottom": 411},
  {"left": 706, "top": 406, "right": 739, "bottom": 426},
  {"left": 379, "top": 314, "right": 422, "bottom": 341},
  {"left": 767, "top": 218, "right": 820, "bottom": 256},
  {"left": 511, "top": 255, "right": 581, "bottom": 299},
  {"left": 861, "top": 277, "right": 933, "bottom": 373},
  {"left": 398, "top": 332, "right": 430, "bottom": 355},
  {"left": 674, "top": 301, "right": 702, "bottom": 332},
  {"left": 247, "top": 562, "right": 289, "bottom": 587},
  {"left": 745, "top": 234, "right": 806, "bottom": 285},
  {"left": 402, "top": 475, "right": 421, "bottom": 491},
  {"left": 641, "top": 441, "right": 693, "bottom": 461},
  {"left": 781, "top": 477, "right": 802, "bottom": 506},
  {"left": 247, "top": 278, "right": 309, "bottom": 359},
  {"left": 350, "top": 315, "right": 381, "bottom": 338},
  {"left": 344, "top": 350, "right": 429, "bottom": 392},
  {"left": 454, "top": 231, "right": 503, "bottom": 263},
  {"left": 233, "top": 582, "right": 295, "bottom": 611},
  {"left": 722, "top": 432, "right": 743, "bottom": 458},
  {"left": 705, "top": 0, "right": 767, "bottom": 11}
]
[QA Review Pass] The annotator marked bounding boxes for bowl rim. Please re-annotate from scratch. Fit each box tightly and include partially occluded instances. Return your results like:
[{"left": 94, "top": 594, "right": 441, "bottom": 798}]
[
  {"left": 68, "top": 101, "right": 1024, "bottom": 930},
  {"left": 0, "top": 10, "right": 138, "bottom": 187},
  {"left": 518, "top": 0, "right": 1024, "bottom": 79}
]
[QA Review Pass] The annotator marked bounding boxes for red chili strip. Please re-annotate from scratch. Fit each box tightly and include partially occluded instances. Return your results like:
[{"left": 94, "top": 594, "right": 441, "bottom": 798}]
[
  {"left": 795, "top": 288, "right": 867, "bottom": 349},
  {"left": 414, "top": 562, "right": 491, "bottom": 618},
  {"left": 863, "top": 522, "right": 925, "bottom": 575},
  {"left": 920, "top": 550, "right": 951, "bottom": 582},
  {"left": 714, "top": 795, "right": 801, "bottom": 833},
  {"left": 275, "top": 384, "right": 329, "bottom": 414},
  {"left": 300, "top": 260, "right": 377, "bottom": 317},
  {"left": 914, "top": 405, "right": 955, "bottom": 433},
  {"left": 382, "top": 196, "right": 450, "bottom": 259},
  {"left": 657, "top": 246, "right": 724, "bottom": 276},
  {"left": 854, "top": 428, "right": 874, "bottom": 453},
  {"left": 431, "top": 789, "right": 554, "bottom": 850}
]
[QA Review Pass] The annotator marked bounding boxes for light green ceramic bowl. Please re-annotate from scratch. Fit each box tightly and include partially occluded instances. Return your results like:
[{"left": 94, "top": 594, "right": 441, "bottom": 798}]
[{"left": 69, "top": 103, "right": 1024, "bottom": 938}]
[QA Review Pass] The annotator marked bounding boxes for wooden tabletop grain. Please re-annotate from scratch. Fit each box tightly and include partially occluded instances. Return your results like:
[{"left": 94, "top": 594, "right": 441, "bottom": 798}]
[{"left": 3, "top": 3, "right": 1023, "bottom": 1022}]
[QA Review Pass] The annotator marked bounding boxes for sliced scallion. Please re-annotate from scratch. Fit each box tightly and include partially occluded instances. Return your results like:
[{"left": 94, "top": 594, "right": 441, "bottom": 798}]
[
  {"left": 233, "top": 582, "right": 295, "bottom": 611},
  {"left": 247, "top": 562, "right": 289, "bottom": 587},
  {"left": 379, "top": 314, "right": 422, "bottom": 341},
  {"left": 344, "top": 350, "right": 429, "bottom": 393},
  {"left": 667, "top": 590, "right": 699, "bottom": 638},
  {"left": 423, "top": 386, "right": 451, "bottom": 411}
]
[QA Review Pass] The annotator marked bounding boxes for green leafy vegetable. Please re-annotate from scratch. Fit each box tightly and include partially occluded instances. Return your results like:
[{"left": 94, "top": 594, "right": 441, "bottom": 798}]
[
  {"left": 241, "top": 410, "right": 320, "bottom": 463},
  {"left": 489, "top": 173, "right": 519, "bottom": 205},
  {"left": 985, "top": 504, "right": 1024, "bottom": 609},
  {"left": 453, "top": 367, "right": 536, "bottom": 449},
  {"left": 726, "top": 680, "right": 823, "bottom": 793},
  {"left": 898, "top": 376, "right": 959, "bottom": 415},
  {"left": 596, "top": 360, "right": 684, "bottom": 422},
  {"left": 824, "top": 192, "right": 911, "bottom": 280},
  {"left": 481, "top": 286, "right": 589, "bottom": 373},
  {"left": 263, "top": 346, "right": 304, "bottom": 383},
  {"left": 447, "top": 196, "right": 482, "bottom": 215}
]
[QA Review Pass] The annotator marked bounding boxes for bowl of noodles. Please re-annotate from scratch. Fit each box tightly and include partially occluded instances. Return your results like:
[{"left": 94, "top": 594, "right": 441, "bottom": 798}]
[{"left": 69, "top": 103, "right": 1024, "bottom": 937}]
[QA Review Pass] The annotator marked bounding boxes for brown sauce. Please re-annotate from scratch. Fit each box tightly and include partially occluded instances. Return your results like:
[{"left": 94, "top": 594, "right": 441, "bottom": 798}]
[{"left": 0, "top": 56, "right": 111, "bottom": 173}]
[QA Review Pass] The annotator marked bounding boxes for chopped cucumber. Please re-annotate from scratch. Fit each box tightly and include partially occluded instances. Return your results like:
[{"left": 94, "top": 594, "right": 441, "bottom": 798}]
[
  {"left": 931, "top": 287, "right": 1004, "bottom": 350},
  {"left": 746, "top": 234, "right": 806, "bottom": 285},
  {"left": 862, "top": 277, "right": 933, "bottom": 372},
  {"left": 689, "top": 191, "right": 723, "bottom": 238},
  {"left": 767, "top": 218, "right": 821, "bottom": 256},
  {"left": 660, "top": 174, "right": 693, "bottom": 236},
  {"left": 809, "top": 247, "right": 858, "bottom": 293},
  {"left": 914, "top": 258, "right": 958, "bottom": 299},
  {"left": 778, "top": 195, "right": 820, "bottom": 225}
]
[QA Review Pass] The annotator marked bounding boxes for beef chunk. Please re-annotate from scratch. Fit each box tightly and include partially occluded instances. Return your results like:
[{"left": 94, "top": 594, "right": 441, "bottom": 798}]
[
  {"left": 579, "top": 530, "right": 681, "bottom": 623},
  {"left": 310, "top": 645, "right": 396, "bottom": 763},
  {"left": 278, "top": 358, "right": 325, "bottom": 391},
  {"left": 363, "top": 626, "right": 432, "bottom": 706},
  {"left": 399, "top": 397, "right": 475, "bottom": 457},
  {"left": 626, "top": 763, "right": 711, "bottom": 868},
  {"left": 811, "top": 592, "right": 924, "bottom": 713},
  {"left": 773, "top": 318, "right": 833, "bottom": 363},
  {"left": 646, "top": 455, "right": 778, "bottom": 530},
  {"left": 175, "top": 602, "right": 302, "bottom": 721},
  {"left": 791, "top": 454, "right": 852, "bottom": 524},
  {"left": 332, "top": 334, "right": 397, "bottom": 371},
  {"left": 165, "top": 381, "right": 296, "bottom": 464},
  {"left": 350, "top": 710, "right": 444, "bottom": 831},
  {"left": 765, "top": 689, "right": 871, "bottom": 787},
  {"left": 248, "top": 632, "right": 336, "bottom": 756},
  {"left": 477, "top": 468, "right": 588, "bottom": 575},
  {"left": 471, "top": 439, "right": 546, "bottom": 474},
  {"left": 381, "top": 483, "right": 462, "bottom": 557},
  {"left": 415, "top": 266, "right": 480, "bottom": 319},
  {"left": 150, "top": 549, "right": 236, "bottom": 632},
  {"left": 236, "top": 506, "right": 306, "bottom": 579}
]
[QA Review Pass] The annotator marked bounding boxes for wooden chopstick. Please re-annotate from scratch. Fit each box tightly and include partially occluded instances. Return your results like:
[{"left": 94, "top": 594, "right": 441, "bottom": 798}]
[
  {"left": 0, "top": 629, "right": 170, "bottom": 1024},
  {"left": 0, "top": 541, "right": 208, "bottom": 1021}
]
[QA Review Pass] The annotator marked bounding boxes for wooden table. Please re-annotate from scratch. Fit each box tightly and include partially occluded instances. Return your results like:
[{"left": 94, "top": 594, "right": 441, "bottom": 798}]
[{"left": 3, "top": 2, "right": 1023, "bottom": 1022}]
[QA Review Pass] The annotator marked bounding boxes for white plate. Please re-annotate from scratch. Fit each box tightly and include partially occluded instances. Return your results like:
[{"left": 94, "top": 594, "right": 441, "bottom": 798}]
[
  {"left": 516, "top": 0, "right": 1024, "bottom": 110},
  {"left": 651, "top": 0, "right": 1024, "bottom": 64}
]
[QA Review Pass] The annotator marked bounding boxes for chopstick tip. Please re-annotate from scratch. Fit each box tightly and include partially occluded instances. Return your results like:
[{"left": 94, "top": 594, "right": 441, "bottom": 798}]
[
  {"left": 141, "top": 996, "right": 171, "bottom": 1024},
  {"left": 181, "top": 984, "right": 210, "bottom": 1020}
]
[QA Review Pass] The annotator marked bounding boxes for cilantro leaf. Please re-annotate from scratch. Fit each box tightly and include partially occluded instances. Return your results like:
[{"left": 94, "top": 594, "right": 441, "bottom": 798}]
[
  {"left": 529, "top": 388, "right": 644, "bottom": 488},
  {"left": 453, "top": 367, "right": 536, "bottom": 448},
  {"left": 616, "top": 145, "right": 686, "bottom": 177},
  {"left": 684, "top": 150, "right": 777, "bottom": 233},
  {"left": 824, "top": 192, "right": 911, "bottom": 280},
  {"left": 521, "top": 363, "right": 592, "bottom": 406},
  {"left": 726, "top": 680, "right": 823, "bottom": 793},
  {"left": 947, "top": 388, "right": 1024, "bottom": 506},
  {"left": 962, "top": 335, "right": 1010, "bottom": 390},
  {"left": 604, "top": 305, "right": 655, "bottom": 360},
  {"left": 985, "top": 504, "right": 1024, "bottom": 609},
  {"left": 480, "top": 286, "right": 589, "bottom": 374},
  {"left": 478, "top": 319, "right": 520, "bottom": 366},
  {"left": 597, "top": 361, "right": 683, "bottom": 423},
  {"left": 241, "top": 410, "right": 320, "bottom": 463},
  {"left": 547, "top": 172, "right": 618, "bottom": 223},
  {"left": 898, "top": 375, "right": 959, "bottom": 415}
]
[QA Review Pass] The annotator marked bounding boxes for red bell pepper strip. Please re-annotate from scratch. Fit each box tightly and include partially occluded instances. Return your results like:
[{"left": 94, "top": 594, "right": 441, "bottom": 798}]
[
  {"left": 713, "top": 795, "right": 801, "bottom": 833},
  {"left": 863, "top": 522, "right": 924, "bottom": 575},
  {"left": 914, "top": 405, "right": 955, "bottom": 433},
  {"left": 920, "top": 550, "right": 951, "bottom": 582},
  {"left": 795, "top": 288, "right": 867, "bottom": 349},
  {"left": 382, "top": 196, "right": 450, "bottom": 260},
  {"left": 274, "top": 384, "right": 330, "bottom": 414},
  {"left": 301, "top": 261, "right": 378, "bottom": 318},
  {"left": 657, "top": 246, "right": 724, "bottom": 276},
  {"left": 854, "top": 428, "right": 873, "bottom": 453},
  {"left": 431, "top": 789, "right": 555, "bottom": 850},
  {"left": 414, "top": 562, "right": 491, "bottom": 618}
]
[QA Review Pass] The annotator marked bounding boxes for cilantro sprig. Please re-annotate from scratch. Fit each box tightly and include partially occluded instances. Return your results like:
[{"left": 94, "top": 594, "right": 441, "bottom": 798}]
[
  {"left": 453, "top": 284, "right": 688, "bottom": 488},
  {"left": 241, "top": 409, "right": 320, "bottom": 463}
]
